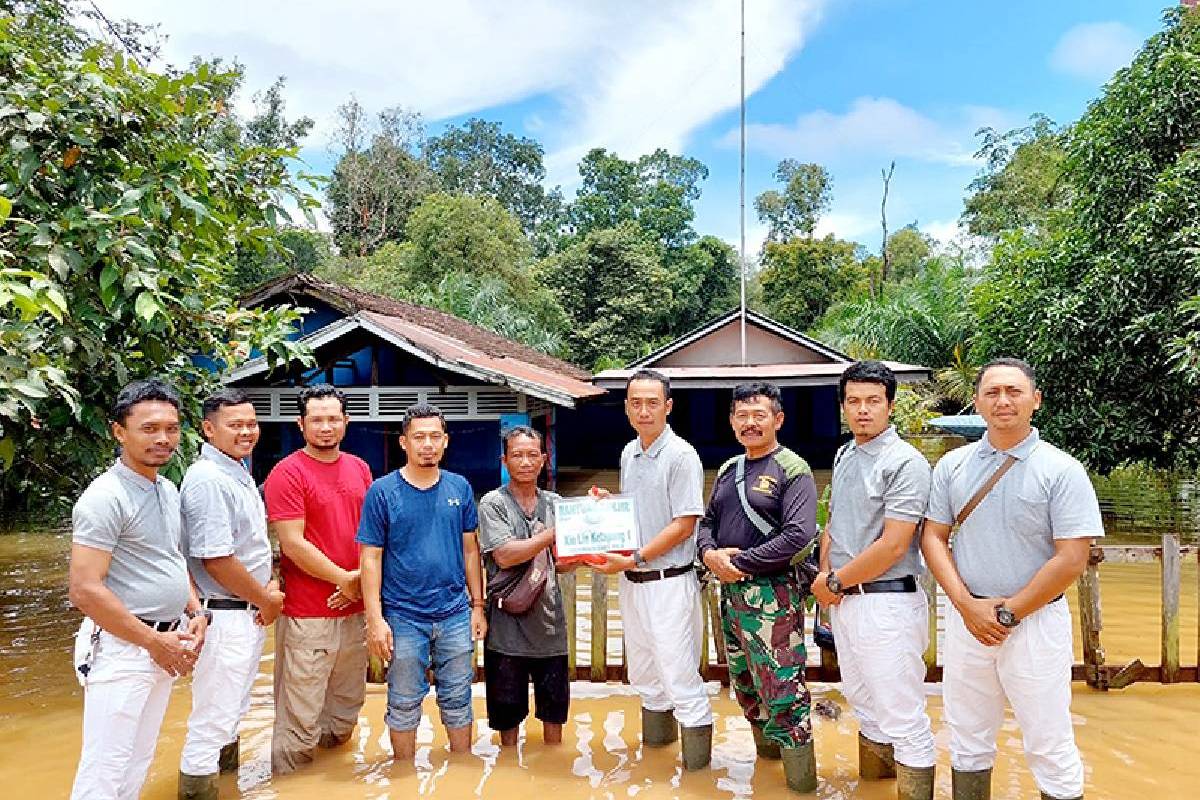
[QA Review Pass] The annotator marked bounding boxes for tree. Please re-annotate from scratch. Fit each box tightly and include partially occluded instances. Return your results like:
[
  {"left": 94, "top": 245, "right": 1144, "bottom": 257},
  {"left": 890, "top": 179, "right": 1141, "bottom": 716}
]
[
  {"left": 232, "top": 228, "right": 333, "bottom": 292},
  {"left": 754, "top": 160, "right": 831, "bottom": 242},
  {"left": 424, "top": 118, "right": 562, "bottom": 248},
  {"left": 0, "top": 1, "right": 309, "bottom": 509},
  {"left": 885, "top": 225, "right": 935, "bottom": 284},
  {"left": 971, "top": 6, "right": 1200, "bottom": 472},
  {"left": 402, "top": 192, "right": 533, "bottom": 289},
  {"left": 961, "top": 114, "right": 1067, "bottom": 239},
  {"left": 539, "top": 223, "right": 673, "bottom": 367},
  {"left": 325, "top": 98, "right": 432, "bottom": 256},
  {"left": 757, "top": 235, "right": 867, "bottom": 331},
  {"left": 668, "top": 235, "right": 740, "bottom": 334}
]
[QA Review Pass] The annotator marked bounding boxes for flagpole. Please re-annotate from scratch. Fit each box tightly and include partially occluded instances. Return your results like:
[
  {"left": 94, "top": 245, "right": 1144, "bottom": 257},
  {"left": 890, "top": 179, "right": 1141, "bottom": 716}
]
[{"left": 739, "top": 0, "right": 747, "bottom": 365}]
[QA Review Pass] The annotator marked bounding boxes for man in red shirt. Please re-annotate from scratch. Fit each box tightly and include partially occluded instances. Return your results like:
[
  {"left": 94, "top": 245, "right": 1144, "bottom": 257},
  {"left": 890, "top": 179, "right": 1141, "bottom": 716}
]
[{"left": 264, "top": 384, "right": 373, "bottom": 774}]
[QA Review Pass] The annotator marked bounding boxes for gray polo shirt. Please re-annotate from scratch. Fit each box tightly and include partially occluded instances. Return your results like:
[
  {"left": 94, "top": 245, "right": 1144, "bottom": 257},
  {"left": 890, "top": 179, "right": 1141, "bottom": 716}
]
[
  {"left": 828, "top": 426, "right": 930, "bottom": 581},
  {"left": 927, "top": 428, "right": 1104, "bottom": 598},
  {"left": 72, "top": 458, "right": 190, "bottom": 622},
  {"left": 619, "top": 425, "right": 705, "bottom": 571},
  {"left": 181, "top": 442, "right": 272, "bottom": 600}
]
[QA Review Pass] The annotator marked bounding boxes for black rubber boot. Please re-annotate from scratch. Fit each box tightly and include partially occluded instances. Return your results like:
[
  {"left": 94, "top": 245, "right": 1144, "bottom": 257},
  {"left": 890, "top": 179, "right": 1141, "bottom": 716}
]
[
  {"left": 1040, "top": 793, "right": 1083, "bottom": 800},
  {"left": 751, "top": 722, "right": 781, "bottom": 760},
  {"left": 680, "top": 724, "right": 712, "bottom": 771},
  {"left": 177, "top": 772, "right": 219, "bottom": 800},
  {"left": 781, "top": 741, "right": 818, "bottom": 794},
  {"left": 859, "top": 732, "right": 896, "bottom": 780},
  {"left": 896, "top": 763, "right": 935, "bottom": 800},
  {"left": 217, "top": 738, "right": 239, "bottom": 774},
  {"left": 641, "top": 707, "right": 678, "bottom": 746},
  {"left": 951, "top": 767, "right": 992, "bottom": 800}
]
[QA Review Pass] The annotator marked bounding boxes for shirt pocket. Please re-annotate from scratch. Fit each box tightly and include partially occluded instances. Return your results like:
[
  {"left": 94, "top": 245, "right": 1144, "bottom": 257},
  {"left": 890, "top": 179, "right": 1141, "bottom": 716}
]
[{"left": 1008, "top": 490, "right": 1051, "bottom": 537}]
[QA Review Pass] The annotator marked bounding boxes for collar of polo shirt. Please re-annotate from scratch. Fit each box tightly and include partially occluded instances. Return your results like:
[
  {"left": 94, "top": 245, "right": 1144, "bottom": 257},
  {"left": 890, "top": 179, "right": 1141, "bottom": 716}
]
[
  {"left": 112, "top": 457, "right": 162, "bottom": 492},
  {"left": 200, "top": 441, "right": 254, "bottom": 485},
  {"left": 636, "top": 424, "right": 675, "bottom": 458},
  {"left": 852, "top": 424, "right": 900, "bottom": 457},
  {"left": 978, "top": 426, "right": 1041, "bottom": 460}
]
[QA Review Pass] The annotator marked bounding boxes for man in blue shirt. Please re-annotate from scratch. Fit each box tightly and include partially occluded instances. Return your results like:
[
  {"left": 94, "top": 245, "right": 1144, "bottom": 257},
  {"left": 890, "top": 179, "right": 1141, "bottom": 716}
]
[{"left": 358, "top": 403, "right": 486, "bottom": 762}]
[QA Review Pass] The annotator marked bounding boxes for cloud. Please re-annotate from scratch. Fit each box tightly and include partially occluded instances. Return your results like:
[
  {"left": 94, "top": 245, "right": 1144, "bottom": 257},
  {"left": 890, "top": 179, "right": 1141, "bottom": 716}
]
[
  {"left": 734, "top": 97, "right": 1014, "bottom": 168},
  {"left": 815, "top": 211, "right": 875, "bottom": 242},
  {"left": 1049, "top": 22, "right": 1142, "bottom": 83}
]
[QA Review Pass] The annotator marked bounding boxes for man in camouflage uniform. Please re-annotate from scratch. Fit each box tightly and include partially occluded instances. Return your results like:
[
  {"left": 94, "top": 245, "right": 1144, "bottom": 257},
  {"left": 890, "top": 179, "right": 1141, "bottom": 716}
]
[{"left": 698, "top": 382, "right": 819, "bottom": 794}]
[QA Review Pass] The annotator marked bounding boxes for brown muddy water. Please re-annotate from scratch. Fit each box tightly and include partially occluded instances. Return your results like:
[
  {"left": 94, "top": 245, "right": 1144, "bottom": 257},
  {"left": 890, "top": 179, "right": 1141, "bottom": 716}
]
[{"left": 2, "top": 529, "right": 1198, "bottom": 799}]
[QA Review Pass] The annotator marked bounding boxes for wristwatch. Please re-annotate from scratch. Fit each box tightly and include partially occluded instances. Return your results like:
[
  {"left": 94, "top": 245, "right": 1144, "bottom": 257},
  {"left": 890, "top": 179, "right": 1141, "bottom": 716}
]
[
  {"left": 186, "top": 607, "right": 213, "bottom": 625},
  {"left": 633, "top": 549, "right": 648, "bottom": 568},
  {"left": 995, "top": 606, "right": 1020, "bottom": 628},
  {"left": 825, "top": 571, "right": 844, "bottom": 595}
]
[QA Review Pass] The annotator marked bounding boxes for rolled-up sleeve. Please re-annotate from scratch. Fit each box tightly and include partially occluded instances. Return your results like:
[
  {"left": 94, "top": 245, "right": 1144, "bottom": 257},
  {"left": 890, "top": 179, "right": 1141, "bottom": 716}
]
[
  {"left": 884, "top": 456, "right": 931, "bottom": 524},
  {"left": 181, "top": 479, "right": 235, "bottom": 558}
]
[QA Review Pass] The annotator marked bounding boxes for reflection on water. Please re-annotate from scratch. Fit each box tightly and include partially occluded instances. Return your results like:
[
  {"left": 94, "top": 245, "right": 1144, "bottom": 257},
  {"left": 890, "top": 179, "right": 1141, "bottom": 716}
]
[
  {"left": 1092, "top": 466, "right": 1200, "bottom": 544},
  {"left": 3, "top": 530, "right": 1200, "bottom": 798}
]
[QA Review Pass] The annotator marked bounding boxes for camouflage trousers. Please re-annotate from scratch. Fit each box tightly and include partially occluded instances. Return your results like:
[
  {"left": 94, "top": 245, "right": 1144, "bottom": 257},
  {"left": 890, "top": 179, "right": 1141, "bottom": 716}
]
[{"left": 720, "top": 574, "right": 811, "bottom": 748}]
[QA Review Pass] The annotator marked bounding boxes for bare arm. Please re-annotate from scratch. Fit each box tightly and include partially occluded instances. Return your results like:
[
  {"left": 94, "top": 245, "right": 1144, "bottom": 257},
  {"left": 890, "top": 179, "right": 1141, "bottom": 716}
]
[
  {"left": 464, "top": 531, "right": 487, "bottom": 640},
  {"left": 812, "top": 523, "right": 841, "bottom": 607},
  {"left": 831, "top": 517, "right": 918, "bottom": 587},
  {"left": 493, "top": 528, "right": 555, "bottom": 569},
  {"left": 920, "top": 519, "right": 1010, "bottom": 646},
  {"left": 202, "top": 556, "right": 284, "bottom": 624},
  {"left": 1007, "top": 538, "right": 1091, "bottom": 620},
  {"left": 360, "top": 544, "right": 392, "bottom": 662},
  {"left": 272, "top": 518, "right": 359, "bottom": 599},
  {"left": 69, "top": 544, "right": 197, "bottom": 676},
  {"left": 594, "top": 515, "right": 699, "bottom": 574}
]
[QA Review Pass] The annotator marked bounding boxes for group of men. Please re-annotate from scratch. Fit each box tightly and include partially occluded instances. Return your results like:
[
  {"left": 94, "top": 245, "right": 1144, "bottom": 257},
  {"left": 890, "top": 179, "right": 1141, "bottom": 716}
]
[{"left": 66, "top": 354, "right": 1100, "bottom": 800}]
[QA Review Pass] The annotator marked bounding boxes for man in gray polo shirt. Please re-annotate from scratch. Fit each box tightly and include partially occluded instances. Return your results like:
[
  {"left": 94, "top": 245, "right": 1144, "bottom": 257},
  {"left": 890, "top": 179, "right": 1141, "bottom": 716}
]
[
  {"left": 179, "top": 388, "right": 285, "bottom": 799},
  {"left": 813, "top": 361, "right": 935, "bottom": 800},
  {"left": 922, "top": 358, "right": 1102, "bottom": 800},
  {"left": 593, "top": 368, "right": 712, "bottom": 770},
  {"left": 67, "top": 378, "right": 207, "bottom": 800}
]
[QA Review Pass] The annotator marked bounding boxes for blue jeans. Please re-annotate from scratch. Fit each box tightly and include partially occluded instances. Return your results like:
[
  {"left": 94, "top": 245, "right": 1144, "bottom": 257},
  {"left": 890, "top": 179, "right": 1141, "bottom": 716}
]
[{"left": 384, "top": 608, "right": 474, "bottom": 732}]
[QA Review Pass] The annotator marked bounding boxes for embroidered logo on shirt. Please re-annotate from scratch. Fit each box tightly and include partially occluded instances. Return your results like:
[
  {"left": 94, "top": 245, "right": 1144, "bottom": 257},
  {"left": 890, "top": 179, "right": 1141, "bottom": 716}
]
[
  {"left": 752, "top": 474, "right": 778, "bottom": 495},
  {"left": 448, "top": 498, "right": 461, "bottom": 507}
]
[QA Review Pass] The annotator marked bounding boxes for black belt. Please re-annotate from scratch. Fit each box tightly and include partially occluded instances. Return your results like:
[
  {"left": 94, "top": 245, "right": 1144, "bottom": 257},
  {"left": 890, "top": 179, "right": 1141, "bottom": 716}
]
[
  {"left": 971, "top": 591, "right": 1064, "bottom": 604},
  {"left": 624, "top": 564, "right": 695, "bottom": 584},
  {"left": 203, "top": 598, "right": 255, "bottom": 611},
  {"left": 844, "top": 576, "right": 918, "bottom": 595},
  {"left": 138, "top": 617, "right": 181, "bottom": 632}
]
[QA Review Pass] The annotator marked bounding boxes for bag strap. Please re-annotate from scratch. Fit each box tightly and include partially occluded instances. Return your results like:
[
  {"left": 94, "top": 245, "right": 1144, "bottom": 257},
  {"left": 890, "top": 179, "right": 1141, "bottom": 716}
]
[
  {"left": 956, "top": 454, "right": 1018, "bottom": 527},
  {"left": 735, "top": 456, "right": 775, "bottom": 538}
]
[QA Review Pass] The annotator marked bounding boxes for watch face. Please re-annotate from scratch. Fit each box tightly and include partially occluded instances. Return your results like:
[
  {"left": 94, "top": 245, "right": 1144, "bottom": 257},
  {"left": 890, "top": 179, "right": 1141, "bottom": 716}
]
[{"left": 997, "top": 607, "right": 1018, "bottom": 627}]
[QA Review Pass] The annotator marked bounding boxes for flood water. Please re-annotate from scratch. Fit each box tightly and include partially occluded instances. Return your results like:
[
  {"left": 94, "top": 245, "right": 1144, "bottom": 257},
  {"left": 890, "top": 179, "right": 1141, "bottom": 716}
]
[{"left": 2, "top": 528, "right": 1199, "bottom": 799}]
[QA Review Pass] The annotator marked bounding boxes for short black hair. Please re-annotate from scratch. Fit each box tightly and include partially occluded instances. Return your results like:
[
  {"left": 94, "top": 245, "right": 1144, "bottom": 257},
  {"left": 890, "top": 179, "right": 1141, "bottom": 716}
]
[
  {"left": 401, "top": 403, "right": 446, "bottom": 434},
  {"left": 502, "top": 425, "right": 544, "bottom": 455},
  {"left": 626, "top": 368, "right": 671, "bottom": 400},
  {"left": 202, "top": 387, "right": 253, "bottom": 421},
  {"left": 975, "top": 357, "right": 1038, "bottom": 393},
  {"left": 296, "top": 384, "right": 347, "bottom": 418},
  {"left": 838, "top": 360, "right": 898, "bottom": 403},
  {"left": 730, "top": 382, "right": 783, "bottom": 414},
  {"left": 111, "top": 378, "right": 180, "bottom": 425}
]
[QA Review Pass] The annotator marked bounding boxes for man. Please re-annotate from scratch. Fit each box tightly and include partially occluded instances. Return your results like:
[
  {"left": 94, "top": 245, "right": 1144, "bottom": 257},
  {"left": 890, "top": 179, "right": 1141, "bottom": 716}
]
[
  {"left": 358, "top": 403, "right": 487, "bottom": 761},
  {"left": 812, "top": 361, "right": 935, "bottom": 800},
  {"left": 697, "top": 382, "right": 819, "bottom": 793},
  {"left": 921, "top": 358, "right": 1102, "bottom": 800},
  {"left": 477, "top": 425, "right": 572, "bottom": 747},
  {"left": 264, "top": 384, "right": 373, "bottom": 774},
  {"left": 178, "top": 388, "right": 285, "bottom": 799},
  {"left": 67, "top": 378, "right": 208, "bottom": 800},
  {"left": 593, "top": 368, "right": 712, "bottom": 770}
]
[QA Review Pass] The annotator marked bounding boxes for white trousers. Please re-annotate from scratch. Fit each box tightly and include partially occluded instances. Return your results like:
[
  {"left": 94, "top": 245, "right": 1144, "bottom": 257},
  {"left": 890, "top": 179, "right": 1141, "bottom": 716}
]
[
  {"left": 830, "top": 589, "right": 935, "bottom": 768},
  {"left": 618, "top": 572, "right": 713, "bottom": 728},
  {"left": 70, "top": 618, "right": 176, "bottom": 800},
  {"left": 944, "top": 599, "right": 1083, "bottom": 798},
  {"left": 180, "top": 608, "right": 267, "bottom": 775}
]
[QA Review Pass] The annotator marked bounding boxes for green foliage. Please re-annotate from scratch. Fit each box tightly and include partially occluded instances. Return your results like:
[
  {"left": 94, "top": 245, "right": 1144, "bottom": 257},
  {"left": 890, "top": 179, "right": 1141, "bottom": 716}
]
[
  {"left": 970, "top": 7, "right": 1200, "bottom": 472},
  {"left": 233, "top": 228, "right": 332, "bottom": 293},
  {"left": 884, "top": 225, "right": 934, "bottom": 284},
  {"left": 962, "top": 114, "right": 1067, "bottom": 239},
  {"left": 666, "top": 235, "right": 741, "bottom": 334},
  {"left": 402, "top": 192, "right": 533, "bottom": 288},
  {"left": 890, "top": 385, "right": 939, "bottom": 436},
  {"left": 0, "top": 2, "right": 310, "bottom": 508},
  {"left": 754, "top": 160, "right": 831, "bottom": 242},
  {"left": 757, "top": 235, "right": 866, "bottom": 331}
]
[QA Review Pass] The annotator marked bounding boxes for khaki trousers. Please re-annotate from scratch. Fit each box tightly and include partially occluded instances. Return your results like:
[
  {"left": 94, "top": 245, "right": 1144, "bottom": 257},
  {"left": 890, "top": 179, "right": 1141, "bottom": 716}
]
[{"left": 271, "top": 613, "right": 368, "bottom": 774}]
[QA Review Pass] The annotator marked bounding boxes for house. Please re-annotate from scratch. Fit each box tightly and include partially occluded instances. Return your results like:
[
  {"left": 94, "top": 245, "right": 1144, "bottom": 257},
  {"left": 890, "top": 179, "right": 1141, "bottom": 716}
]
[{"left": 227, "top": 273, "right": 603, "bottom": 490}]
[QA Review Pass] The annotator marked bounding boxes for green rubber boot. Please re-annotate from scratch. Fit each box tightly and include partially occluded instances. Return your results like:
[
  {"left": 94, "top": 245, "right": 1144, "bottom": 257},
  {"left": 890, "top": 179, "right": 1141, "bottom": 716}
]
[
  {"left": 177, "top": 772, "right": 218, "bottom": 800},
  {"left": 680, "top": 724, "right": 712, "bottom": 771},
  {"left": 217, "top": 738, "right": 239, "bottom": 774},
  {"left": 781, "top": 741, "right": 818, "bottom": 794},
  {"left": 896, "top": 763, "right": 935, "bottom": 800},
  {"left": 641, "top": 707, "right": 678, "bottom": 747},
  {"left": 751, "top": 722, "right": 782, "bottom": 760},
  {"left": 951, "top": 767, "right": 992, "bottom": 800},
  {"left": 859, "top": 733, "right": 896, "bottom": 779}
]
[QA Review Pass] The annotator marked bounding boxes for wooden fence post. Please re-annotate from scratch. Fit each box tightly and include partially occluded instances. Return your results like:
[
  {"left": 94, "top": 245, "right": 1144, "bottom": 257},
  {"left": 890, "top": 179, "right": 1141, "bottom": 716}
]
[
  {"left": 1077, "top": 547, "right": 1106, "bottom": 689},
  {"left": 590, "top": 569, "right": 608, "bottom": 682},
  {"left": 921, "top": 571, "right": 938, "bottom": 672},
  {"left": 1162, "top": 532, "right": 1181, "bottom": 684},
  {"left": 559, "top": 571, "right": 577, "bottom": 675}
]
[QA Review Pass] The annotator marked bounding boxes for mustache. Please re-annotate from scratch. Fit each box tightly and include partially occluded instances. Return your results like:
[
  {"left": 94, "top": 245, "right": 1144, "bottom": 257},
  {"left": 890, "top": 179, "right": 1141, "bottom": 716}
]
[{"left": 739, "top": 427, "right": 762, "bottom": 435}]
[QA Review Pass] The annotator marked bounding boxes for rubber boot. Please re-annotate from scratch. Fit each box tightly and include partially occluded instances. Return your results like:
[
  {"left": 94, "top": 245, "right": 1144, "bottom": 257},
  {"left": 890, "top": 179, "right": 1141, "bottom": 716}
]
[
  {"left": 680, "top": 724, "right": 712, "bottom": 771},
  {"left": 781, "top": 741, "right": 818, "bottom": 794},
  {"left": 896, "top": 763, "right": 935, "bottom": 800},
  {"left": 951, "top": 767, "right": 992, "bottom": 800},
  {"left": 859, "top": 733, "right": 896, "bottom": 779},
  {"left": 177, "top": 772, "right": 219, "bottom": 800},
  {"left": 751, "top": 722, "right": 781, "bottom": 760},
  {"left": 1040, "top": 793, "right": 1083, "bottom": 800},
  {"left": 641, "top": 707, "right": 678, "bottom": 746},
  {"left": 217, "top": 738, "right": 239, "bottom": 774}
]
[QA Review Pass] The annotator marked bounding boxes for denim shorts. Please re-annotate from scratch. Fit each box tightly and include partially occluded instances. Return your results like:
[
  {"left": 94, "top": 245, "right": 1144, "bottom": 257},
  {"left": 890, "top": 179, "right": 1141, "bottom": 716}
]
[{"left": 384, "top": 608, "right": 475, "bottom": 732}]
